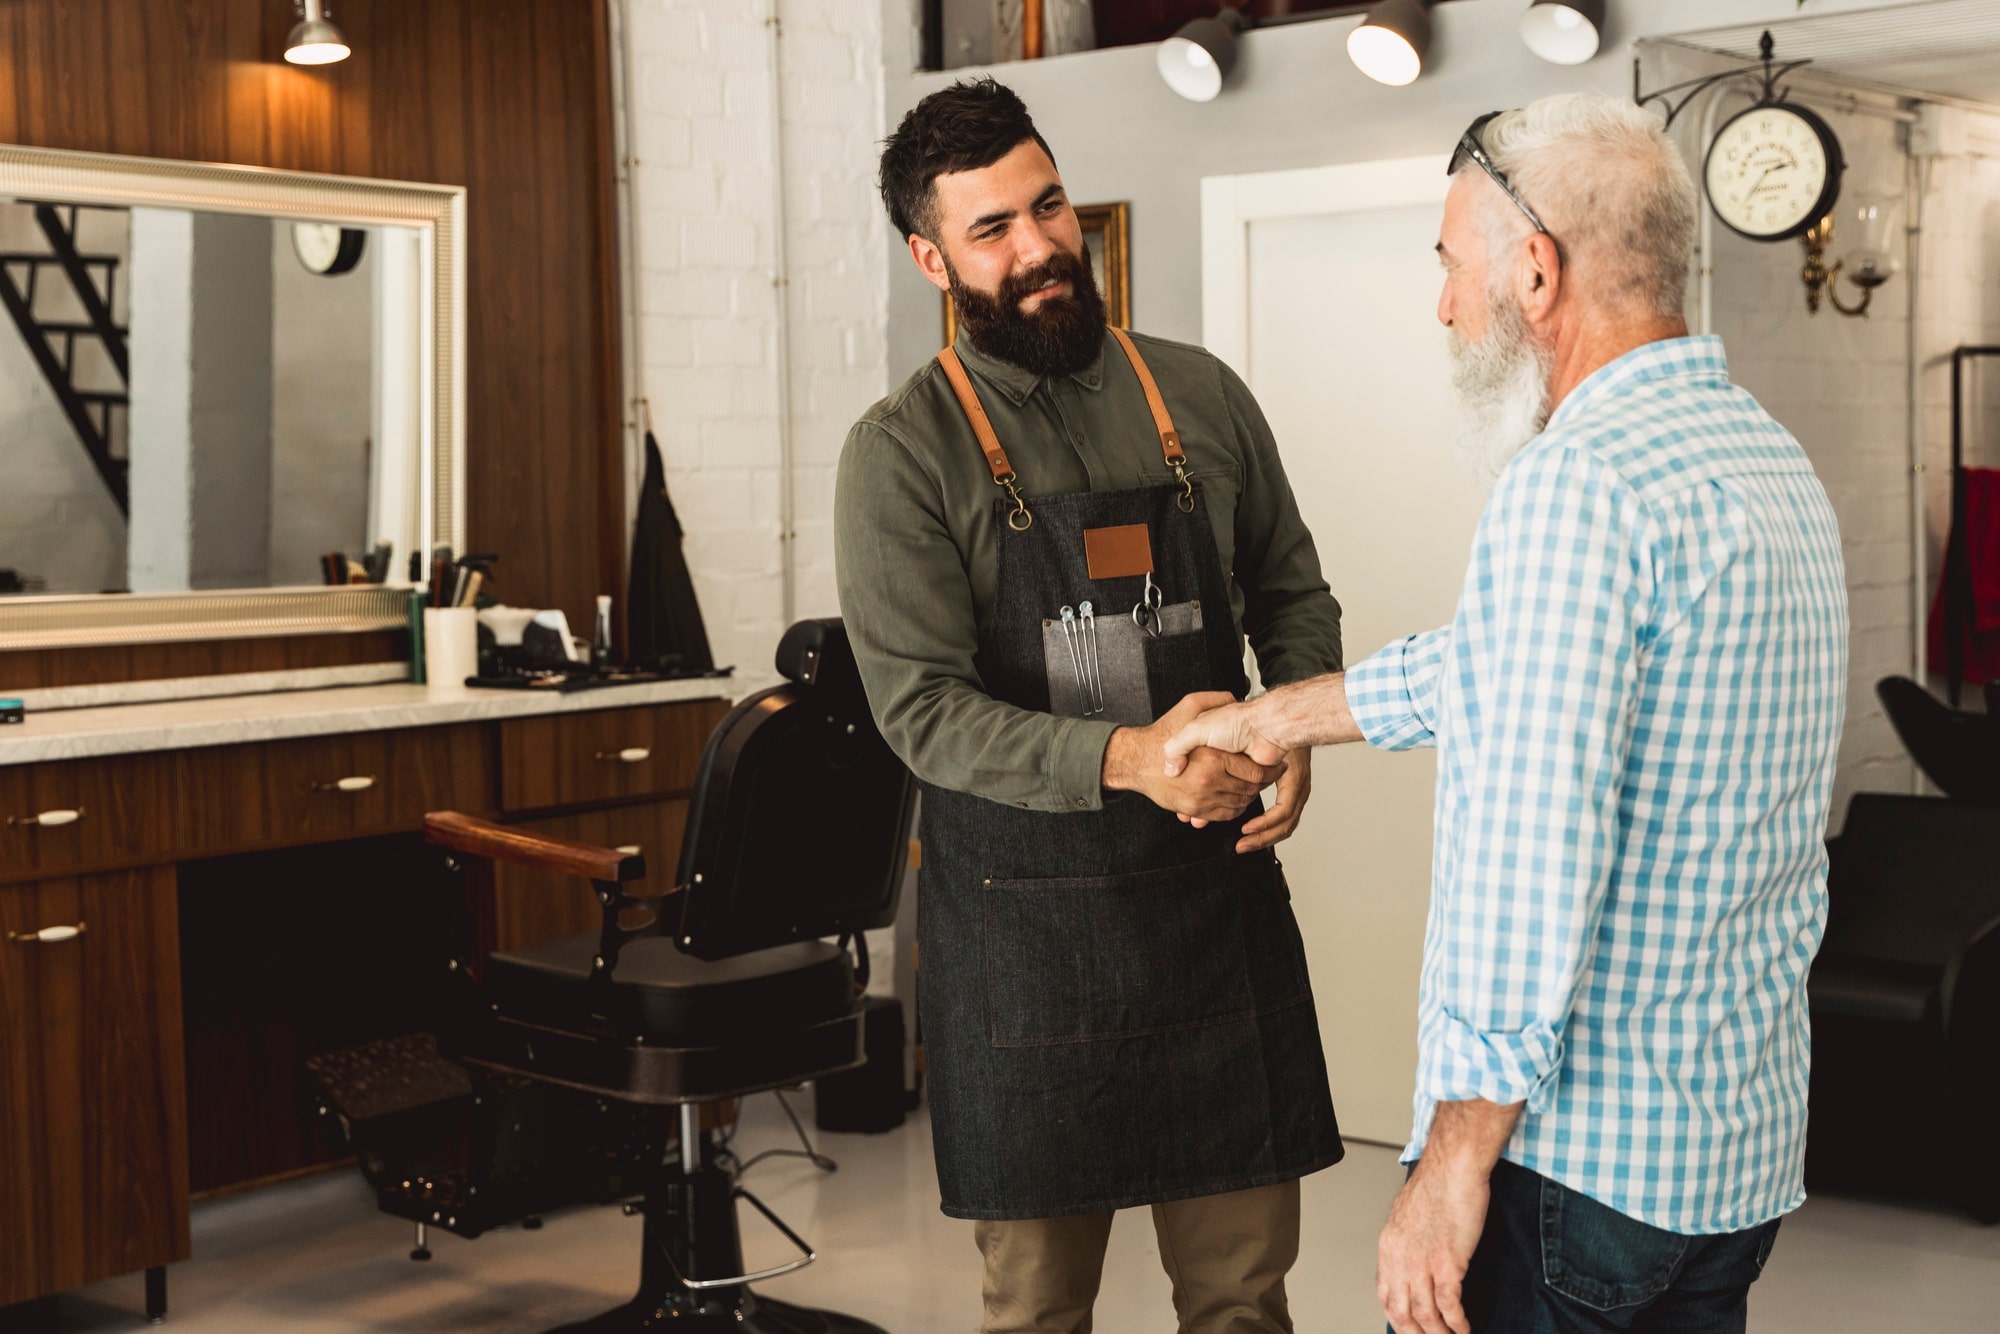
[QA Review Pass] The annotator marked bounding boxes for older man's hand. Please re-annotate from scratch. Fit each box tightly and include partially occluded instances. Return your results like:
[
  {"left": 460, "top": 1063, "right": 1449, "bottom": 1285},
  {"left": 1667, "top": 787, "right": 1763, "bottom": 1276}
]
[
  {"left": 1102, "top": 692, "right": 1287, "bottom": 823},
  {"left": 1234, "top": 748, "right": 1311, "bottom": 852},
  {"left": 1378, "top": 1158, "right": 1484, "bottom": 1334},
  {"left": 1163, "top": 695, "right": 1290, "bottom": 772}
]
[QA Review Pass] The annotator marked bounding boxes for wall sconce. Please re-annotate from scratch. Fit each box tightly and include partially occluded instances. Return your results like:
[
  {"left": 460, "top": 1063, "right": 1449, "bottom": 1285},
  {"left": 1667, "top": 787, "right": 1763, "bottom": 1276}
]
[
  {"left": 1801, "top": 192, "right": 1900, "bottom": 318},
  {"left": 285, "top": 0, "right": 351, "bottom": 66}
]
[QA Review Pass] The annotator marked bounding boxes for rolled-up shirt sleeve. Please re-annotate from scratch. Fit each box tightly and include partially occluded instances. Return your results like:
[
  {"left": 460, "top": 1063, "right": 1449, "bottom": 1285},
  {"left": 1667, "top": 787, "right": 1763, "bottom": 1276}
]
[
  {"left": 1416, "top": 444, "right": 1651, "bottom": 1112},
  {"left": 1346, "top": 627, "right": 1452, "bottom": 751},
  {"left": 835, "top": 418, "right": 1117, "bottom": 812}
]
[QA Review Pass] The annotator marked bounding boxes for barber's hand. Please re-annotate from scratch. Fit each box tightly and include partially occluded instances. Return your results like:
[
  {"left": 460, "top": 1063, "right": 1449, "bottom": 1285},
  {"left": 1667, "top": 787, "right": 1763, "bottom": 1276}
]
[
  {"left": 1162, "top": 695, "right": 1289, "bottom": 773},
  {"left": 1378, "top": 1157, "right": 1486, "bottom": 1334},
  {"left": 1234, "top": 749, "right": 1311, "bottom": 853},
  {"left": 1103, "top": 693, "right": 1287, "bottom": 824}
]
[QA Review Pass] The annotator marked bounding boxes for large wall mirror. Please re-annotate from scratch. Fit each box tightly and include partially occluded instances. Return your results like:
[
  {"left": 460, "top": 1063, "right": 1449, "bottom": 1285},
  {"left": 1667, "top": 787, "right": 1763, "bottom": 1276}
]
[{"left": 0, "top": 145, "right": 462, "bottom": 649}]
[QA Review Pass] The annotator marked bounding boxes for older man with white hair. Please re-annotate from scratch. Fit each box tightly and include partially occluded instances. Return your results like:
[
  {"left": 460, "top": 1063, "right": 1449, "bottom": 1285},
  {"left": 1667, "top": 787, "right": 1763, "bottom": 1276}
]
[{"left": 1165, "top": 92, "right": 1849, "bottom": 1334}]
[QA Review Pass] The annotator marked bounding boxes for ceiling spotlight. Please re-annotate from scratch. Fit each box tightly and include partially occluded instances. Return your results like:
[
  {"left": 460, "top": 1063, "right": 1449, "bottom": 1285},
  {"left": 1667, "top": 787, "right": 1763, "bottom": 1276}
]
[
  {"left": 1158, "top": 6, "right": 1249, "bottom": 103},
  {"left": 285, "top": 0, "right": 351, "bottom": 66},
  {"left": 1520, "top": 0, "right": 1603, "bottom": 65},
  {"left": 1348, "top": 0, "right": 1432, "bottom": 87}
]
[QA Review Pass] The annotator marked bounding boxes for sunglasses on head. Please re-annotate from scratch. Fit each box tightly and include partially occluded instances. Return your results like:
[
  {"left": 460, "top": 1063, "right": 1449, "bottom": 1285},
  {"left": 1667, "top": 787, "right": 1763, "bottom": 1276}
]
[{"left": 1450, "top": 110, "right": 1555, "bottom": 243}]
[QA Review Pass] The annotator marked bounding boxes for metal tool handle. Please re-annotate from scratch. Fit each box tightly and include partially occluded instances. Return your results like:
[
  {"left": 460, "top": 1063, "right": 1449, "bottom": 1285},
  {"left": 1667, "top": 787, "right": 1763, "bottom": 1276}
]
[
  {"left": 595, "top": 747, "right": 651, "bottom": 763},
  {"left": 312, "top": 775, "right": 377, "bottom": 793},
  {"left": 9, "top": 922, "right": 86, "bottom": 944},
  {"left": 673, "top": 1187, "right": 818, "bottom": 1290},
  {"left": 8, "top": 807, "right": 84, "bottom": 827}
]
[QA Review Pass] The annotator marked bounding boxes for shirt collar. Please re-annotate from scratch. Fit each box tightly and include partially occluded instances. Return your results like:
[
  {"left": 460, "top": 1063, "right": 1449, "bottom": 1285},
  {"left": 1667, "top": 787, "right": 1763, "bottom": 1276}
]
[
  {"left": 1547, "top": 335, "right": 1729, "bottom": 431},
  {"left": 951, "top": 327, "right": 1108, "bottom": 405}
]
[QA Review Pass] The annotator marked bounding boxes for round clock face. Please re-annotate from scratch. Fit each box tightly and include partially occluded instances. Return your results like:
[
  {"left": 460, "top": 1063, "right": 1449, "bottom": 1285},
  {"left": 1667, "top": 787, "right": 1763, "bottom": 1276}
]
[
  {"left": 1704, "top": 103, "right": 1844, "bottom": 242},
  {"left": 292, "top": 222, "right": 364, "bottom": 275}
]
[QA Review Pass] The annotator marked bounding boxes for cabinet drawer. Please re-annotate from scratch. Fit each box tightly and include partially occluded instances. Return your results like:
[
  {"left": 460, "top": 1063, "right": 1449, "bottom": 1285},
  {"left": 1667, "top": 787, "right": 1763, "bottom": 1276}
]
[
  {"left": 487, "top": 799, "right": 691, "bottom": 954},
  {"left": 0, "top": 752, "right": 179, "bottom": 880},
  {"left": 178, "top": 725, "right": 497, "bottom": 851},
  {"left": 499, "top": 699, "right": 729, "bottom": 812}
]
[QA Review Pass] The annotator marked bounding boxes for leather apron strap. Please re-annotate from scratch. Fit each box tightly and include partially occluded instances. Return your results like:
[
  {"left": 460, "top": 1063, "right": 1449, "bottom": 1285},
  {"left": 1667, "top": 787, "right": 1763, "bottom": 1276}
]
[
  {"left": 937, "top": 331, "right": 1197, "bottom": 526},
  {"left": 1107, "top": 327, "right": 1197, "bottom": 513},
  {"left": 938, "top": 346, "right": 1032, "bottom": 531}
]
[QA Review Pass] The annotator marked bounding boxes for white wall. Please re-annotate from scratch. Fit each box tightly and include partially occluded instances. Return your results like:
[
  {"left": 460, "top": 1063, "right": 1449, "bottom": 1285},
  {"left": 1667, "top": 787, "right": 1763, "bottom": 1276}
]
[{"left": 618, "top": 0, "right": 889, "bottom": 676}]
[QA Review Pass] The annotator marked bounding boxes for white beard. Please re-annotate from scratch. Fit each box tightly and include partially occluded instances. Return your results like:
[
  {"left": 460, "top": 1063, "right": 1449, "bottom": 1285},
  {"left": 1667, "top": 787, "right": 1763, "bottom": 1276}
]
[{"left": 1447, "top": 292, "right": 1553, "bottom": 488}]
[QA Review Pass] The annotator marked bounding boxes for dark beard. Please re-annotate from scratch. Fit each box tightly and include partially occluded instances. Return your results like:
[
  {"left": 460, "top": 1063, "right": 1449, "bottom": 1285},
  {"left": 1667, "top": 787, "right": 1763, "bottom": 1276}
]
[{"left": 948, "top": 244, "right": 1107, "bottom": 378}]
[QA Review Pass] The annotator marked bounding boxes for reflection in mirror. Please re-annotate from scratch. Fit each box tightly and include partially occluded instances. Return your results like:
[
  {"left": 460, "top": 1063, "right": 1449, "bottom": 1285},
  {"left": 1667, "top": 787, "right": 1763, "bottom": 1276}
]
[{"left": 0, "top": 199, "right": 425, "bottom": 596}]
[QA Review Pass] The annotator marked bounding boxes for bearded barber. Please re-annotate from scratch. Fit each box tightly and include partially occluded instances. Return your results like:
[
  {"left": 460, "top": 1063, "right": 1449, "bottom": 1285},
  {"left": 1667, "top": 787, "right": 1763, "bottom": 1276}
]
[{"left": 835, "top": 78, "right": 1344, "bottom": 1333}]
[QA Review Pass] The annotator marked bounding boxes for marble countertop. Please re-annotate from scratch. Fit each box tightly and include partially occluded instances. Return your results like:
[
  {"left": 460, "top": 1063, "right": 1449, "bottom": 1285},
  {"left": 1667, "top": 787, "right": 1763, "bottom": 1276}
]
[{"left": 0, "top": 674, "right": 780, "bottom": 766}]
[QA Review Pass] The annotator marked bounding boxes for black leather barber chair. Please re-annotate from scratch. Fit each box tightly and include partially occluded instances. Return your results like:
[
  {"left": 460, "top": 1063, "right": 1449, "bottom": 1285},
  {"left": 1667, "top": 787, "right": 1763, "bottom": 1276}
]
[
  {"left": 311, "top": 618, "right": 917, "bottom": 1330},
  {"left": 1877, "top": 676, "right": 2000, "bottom": 805},
  {"left": 1806, "top": 793, "right": 2000, "bottom": 1222}
]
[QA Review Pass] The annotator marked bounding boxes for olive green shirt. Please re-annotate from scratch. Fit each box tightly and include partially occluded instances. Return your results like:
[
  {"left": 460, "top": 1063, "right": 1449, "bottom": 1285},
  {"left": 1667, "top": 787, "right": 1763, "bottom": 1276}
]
[{"left": 833, "top": 328, "right": 1341, "bottom": 813}]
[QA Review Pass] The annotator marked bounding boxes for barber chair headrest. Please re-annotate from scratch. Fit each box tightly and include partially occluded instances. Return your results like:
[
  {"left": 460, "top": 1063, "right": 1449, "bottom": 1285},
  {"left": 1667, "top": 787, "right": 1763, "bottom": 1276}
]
[
  {"left": 673, "top": 618, "right": 915, "bottom": 960},
  {"left": 775, "top": 618, "right": 860, "bottom": 695}
]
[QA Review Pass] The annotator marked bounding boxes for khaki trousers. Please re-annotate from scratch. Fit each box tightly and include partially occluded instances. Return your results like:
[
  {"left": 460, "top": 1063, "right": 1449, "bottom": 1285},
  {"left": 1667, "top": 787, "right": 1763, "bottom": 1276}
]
[{"left": 973, "top": 1180, "right": 1300, "bottom": 1334}]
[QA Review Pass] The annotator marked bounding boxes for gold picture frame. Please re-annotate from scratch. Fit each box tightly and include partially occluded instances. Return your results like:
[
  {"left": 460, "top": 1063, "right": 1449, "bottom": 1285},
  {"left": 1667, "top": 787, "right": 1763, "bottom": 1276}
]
[{"left": 943, "top": 200, "right": 1131, "bottom": 346}]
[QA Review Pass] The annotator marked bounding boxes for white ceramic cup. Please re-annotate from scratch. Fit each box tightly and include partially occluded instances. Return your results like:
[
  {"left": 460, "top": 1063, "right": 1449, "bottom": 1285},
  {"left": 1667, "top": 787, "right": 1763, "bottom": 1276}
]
[{"left": 423, "top": 606, "right": 480, "bottom": 687}]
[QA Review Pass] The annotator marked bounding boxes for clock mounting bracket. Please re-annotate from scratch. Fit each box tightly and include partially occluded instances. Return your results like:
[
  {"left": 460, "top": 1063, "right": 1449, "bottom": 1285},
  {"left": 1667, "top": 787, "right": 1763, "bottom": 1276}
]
[{"left": 1633, "top": 30, "right": 1811, "bottom": 132}]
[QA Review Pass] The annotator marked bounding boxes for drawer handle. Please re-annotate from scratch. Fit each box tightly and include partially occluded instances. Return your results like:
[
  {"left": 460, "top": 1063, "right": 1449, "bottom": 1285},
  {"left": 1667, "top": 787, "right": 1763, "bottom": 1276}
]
[
  {"left": 8, "top": 807, "right": 84, "bottom": 828},
  {"left": 9, "top": 922, "right": 87, "bottom": 945},
  {"left": 595, "top": 747, "right": 651, "bottom": 764},
  {"left": 313, "top": 775, "right": 378, "bottom": 793}
]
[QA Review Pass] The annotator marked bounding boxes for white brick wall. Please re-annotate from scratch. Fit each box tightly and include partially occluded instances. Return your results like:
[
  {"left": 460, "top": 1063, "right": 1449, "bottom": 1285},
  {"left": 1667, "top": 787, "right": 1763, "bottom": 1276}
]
[{"left": 618, "top": 0, "right": 888, "bottom": 677}]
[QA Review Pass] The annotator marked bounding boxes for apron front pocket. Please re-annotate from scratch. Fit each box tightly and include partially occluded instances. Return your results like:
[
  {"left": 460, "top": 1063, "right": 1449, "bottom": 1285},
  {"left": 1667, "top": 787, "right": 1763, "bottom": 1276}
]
[{"left": 982, "top": 852, "right": 1298, "bottom": 1048}]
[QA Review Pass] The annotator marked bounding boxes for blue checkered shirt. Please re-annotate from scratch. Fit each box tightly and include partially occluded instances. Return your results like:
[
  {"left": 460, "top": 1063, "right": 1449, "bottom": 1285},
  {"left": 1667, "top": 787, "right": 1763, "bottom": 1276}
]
[{"left": 1345, "top": 337, "right": 1849, "bottom": 1234}]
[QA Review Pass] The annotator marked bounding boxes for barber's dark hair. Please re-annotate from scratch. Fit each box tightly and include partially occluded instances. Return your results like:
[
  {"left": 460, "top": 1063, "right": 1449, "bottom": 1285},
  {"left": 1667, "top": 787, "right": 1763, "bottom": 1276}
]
[{"left": 877, "top": 77, "right": 1054, "bottom": 243}]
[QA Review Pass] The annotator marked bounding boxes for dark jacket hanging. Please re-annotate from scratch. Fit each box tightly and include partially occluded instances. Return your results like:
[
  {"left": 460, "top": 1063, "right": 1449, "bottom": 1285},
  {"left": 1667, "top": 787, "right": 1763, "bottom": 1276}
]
[{"left": 628, "top": 430, "right": 715, "bottom": 673}]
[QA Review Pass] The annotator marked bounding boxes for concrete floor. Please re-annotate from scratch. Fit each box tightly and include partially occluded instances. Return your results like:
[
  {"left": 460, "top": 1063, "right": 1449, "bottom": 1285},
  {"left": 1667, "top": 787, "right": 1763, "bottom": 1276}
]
[{"left": 5, "top": 1094, "right": 1998, "bottom": 1332}]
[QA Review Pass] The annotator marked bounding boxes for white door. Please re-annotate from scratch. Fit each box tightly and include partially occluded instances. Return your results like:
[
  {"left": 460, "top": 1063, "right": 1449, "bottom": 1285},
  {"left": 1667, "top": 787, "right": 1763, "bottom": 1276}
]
[{"left": 1204, "top": 159, "right": 1488, "bottom": 1144}]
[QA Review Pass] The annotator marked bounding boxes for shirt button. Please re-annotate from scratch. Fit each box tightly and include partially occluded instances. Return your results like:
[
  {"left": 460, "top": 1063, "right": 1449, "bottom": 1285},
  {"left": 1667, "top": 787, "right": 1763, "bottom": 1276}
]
[{"left": 1075, "top": 798, "right": 1089, "bottom": 809}]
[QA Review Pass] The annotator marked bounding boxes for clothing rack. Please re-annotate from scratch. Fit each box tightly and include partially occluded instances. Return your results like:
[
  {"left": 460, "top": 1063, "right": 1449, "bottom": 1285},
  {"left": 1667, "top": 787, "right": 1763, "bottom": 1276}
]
[{"left": 1943, "top": 345, "right": 2000, "bottom": 706}]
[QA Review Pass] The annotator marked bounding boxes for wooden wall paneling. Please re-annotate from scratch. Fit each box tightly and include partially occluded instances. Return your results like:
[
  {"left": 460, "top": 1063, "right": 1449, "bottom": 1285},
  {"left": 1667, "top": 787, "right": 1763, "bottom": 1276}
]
[
  {"left": 0, "top": 867, "right": 190, "bottom": 1304},
  {"left": 0, "top": 630, "right": 409, "bottom": 692},
  {"left": 0, "top": 0, "right": 626, "bottom": 673}
]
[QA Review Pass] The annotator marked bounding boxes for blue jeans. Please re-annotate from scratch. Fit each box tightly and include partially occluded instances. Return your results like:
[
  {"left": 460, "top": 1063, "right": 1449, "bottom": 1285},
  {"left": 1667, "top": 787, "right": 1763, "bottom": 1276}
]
[{"left": 1395, "top": 1159, "right": 1782, "bottom": 1333}]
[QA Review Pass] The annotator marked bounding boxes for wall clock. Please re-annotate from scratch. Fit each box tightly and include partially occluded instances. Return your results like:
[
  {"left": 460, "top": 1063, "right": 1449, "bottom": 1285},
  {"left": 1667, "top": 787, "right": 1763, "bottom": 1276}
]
[
  {"left": 1703, "top": 99, "right": 1845, "bottom": 243},
  {"left": 292, "top": 222, "right": 367, "bottom": 276}
]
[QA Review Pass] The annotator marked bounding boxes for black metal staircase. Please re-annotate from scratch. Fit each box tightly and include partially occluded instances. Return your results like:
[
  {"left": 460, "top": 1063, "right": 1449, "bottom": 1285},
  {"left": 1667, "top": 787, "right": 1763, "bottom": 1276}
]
[{"left": 0, "top": 202, "right": 130, "bottom": 514}]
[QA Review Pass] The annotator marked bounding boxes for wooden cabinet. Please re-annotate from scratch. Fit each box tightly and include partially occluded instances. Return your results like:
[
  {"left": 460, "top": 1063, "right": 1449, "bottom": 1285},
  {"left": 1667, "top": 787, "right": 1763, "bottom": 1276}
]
[
  {"left": 499, "top": 700, "right": 727, "bottom": 811},
  {"left": 0, "top": 692, "right": 730, "bottom": 1310},
  {"left": 0, "top": 752, "right": 179, "bottom": 879},
  {"left": 0, "top": 868, "right": 189, "bottom": 1306}
]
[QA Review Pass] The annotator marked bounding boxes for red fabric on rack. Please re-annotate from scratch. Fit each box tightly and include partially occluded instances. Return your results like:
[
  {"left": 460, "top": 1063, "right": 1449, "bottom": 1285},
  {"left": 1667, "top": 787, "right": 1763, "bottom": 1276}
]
[{"left": 1928, "top": 466, "right": 2000, "bottom": 683}]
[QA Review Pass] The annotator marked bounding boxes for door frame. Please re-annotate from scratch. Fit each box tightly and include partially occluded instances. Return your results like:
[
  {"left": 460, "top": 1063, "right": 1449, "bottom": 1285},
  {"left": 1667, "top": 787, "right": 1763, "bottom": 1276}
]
[{"left": 1200, "top": 154, "right": 1451, "bottom": 375}]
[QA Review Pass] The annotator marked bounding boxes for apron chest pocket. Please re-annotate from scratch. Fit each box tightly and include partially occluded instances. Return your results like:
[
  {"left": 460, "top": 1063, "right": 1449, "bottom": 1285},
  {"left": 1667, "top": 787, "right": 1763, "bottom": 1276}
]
[
  {"left": 1042, "top": 601, "right": 1202, "bottom": 726},
  {"left": 981, "top": 852, "right": 1304, "bottom": 1048}
]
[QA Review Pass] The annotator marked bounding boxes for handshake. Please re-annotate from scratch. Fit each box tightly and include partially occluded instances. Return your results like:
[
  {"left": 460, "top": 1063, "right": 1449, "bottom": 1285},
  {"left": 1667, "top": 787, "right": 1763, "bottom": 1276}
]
[{"left": 1099, "top": 674, "right": 1359, "bottom": 854}]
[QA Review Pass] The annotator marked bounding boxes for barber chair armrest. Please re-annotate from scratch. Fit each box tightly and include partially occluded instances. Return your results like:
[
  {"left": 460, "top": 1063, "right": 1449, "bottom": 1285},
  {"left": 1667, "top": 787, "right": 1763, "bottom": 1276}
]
[{"left": 425, "top": 811, "right": 661, "bottom": 892}]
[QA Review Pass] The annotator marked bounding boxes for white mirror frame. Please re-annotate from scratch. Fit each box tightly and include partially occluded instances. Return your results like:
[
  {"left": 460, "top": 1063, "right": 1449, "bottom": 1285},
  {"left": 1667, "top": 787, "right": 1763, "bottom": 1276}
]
[{"left": 0, "top": 143, "right": 465, "bottom": 650}]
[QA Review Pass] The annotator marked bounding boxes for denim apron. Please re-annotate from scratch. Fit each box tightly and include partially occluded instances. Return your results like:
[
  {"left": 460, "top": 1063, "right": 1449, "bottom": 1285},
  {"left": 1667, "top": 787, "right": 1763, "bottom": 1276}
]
[{"left": 918, "top": 330, "right": 1343, "bottom": 1221}]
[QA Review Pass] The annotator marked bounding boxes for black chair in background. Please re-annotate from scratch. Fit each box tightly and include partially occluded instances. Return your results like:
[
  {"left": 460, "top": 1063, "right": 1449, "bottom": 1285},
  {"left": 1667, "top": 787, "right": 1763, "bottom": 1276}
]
[
  {"left": 1807, "top": 793, "right": 2000, "bottom": 1222},
  {"left": 313, "top": 619, "right": 917, "bottom": 1331},
  {"left": 1877, "top": 676, "right": 2000, "bottom": 806}
]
